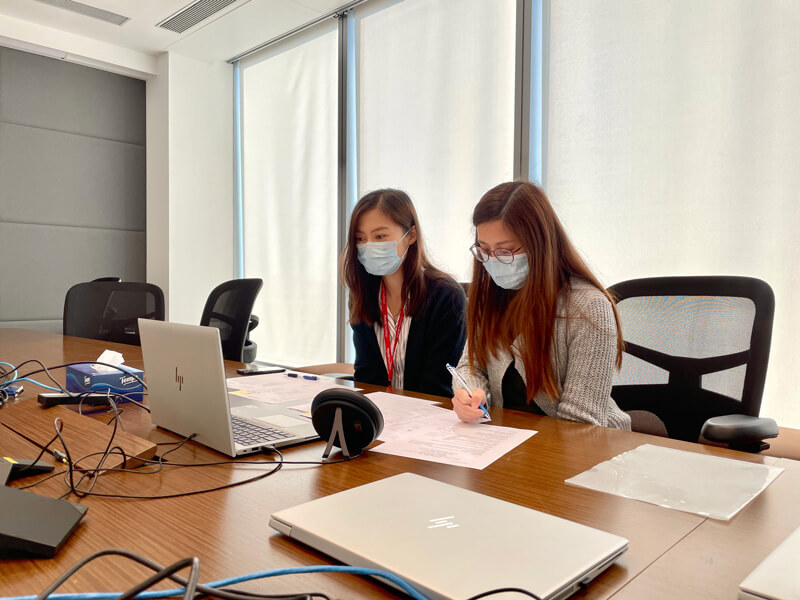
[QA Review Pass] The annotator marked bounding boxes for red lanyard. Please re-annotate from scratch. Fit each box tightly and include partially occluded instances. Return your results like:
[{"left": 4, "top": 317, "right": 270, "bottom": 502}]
[{"left": 380, "top": 283, "right": 404, "bottom": 388}]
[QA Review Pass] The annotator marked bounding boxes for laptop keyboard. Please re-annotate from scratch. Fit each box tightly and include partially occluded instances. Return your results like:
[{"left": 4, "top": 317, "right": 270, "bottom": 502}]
[{"left": 231, "top": 416, "right": 293, "bottom": 446}]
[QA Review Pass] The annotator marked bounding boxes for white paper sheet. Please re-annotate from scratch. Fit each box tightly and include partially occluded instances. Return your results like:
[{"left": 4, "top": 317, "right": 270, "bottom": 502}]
[
  {"left": 366, "top": 391, "right": 455, "bottom": 441},
  {"left": 565, "top": 444, "right": 784, "bottom": 520},
  {"left": 367, "top": 390, "right": 442, "bottom": 406},
  {"left": 226, "top": 372, "right": 361, "bottom": 405},
  {"left": 367, "top": 393, "right": 535, "bottom": 470}
]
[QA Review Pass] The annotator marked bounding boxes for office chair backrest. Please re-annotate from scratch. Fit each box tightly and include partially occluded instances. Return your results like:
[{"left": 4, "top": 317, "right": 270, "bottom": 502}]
[
  {"left": 63, "top": 281, "right": 165, "bottom": 346},
  {"left": 608, "top": 276, "right": 774, "bottom": 442},
  {"left": 200, "top": 278, "right": 263, "bottom": 363}
]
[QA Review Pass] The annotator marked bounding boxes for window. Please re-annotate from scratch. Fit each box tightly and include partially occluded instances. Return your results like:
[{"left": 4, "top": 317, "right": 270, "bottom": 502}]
[
  {"left": 239, "top": 20, "right": 339, "bottom": 366},
  {"left": 355, "top": 0, "right": 516, "bottom": 282},
  {"left": 547, "top": 1, "right": 800, "bottom": 427},
  {"left": 236, "top": 0, "right": 534, "bottom": 366}
]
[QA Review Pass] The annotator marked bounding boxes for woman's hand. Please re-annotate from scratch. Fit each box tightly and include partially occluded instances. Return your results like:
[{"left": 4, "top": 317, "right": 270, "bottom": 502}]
[{"left": 452, "top": 388, "right": 488, "bottom": 423}]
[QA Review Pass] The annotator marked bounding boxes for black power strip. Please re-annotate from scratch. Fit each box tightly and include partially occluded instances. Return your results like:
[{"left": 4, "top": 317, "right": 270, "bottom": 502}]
[{"left": 37, "top": 393, "right": 112, "bottom": 408}]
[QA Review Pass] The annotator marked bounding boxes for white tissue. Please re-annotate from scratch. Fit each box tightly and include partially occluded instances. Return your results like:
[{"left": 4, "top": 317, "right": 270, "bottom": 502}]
[{"left": 93, "top": 349, "right": 125, "bottom": 372}]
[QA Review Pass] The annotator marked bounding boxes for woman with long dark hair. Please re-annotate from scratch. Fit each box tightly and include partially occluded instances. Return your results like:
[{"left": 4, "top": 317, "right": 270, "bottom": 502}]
[
  {"left": 451, "top": 181, "right": 630, "bottom": 429},
  {"left": 343, "top": 189, "right": 467, "bottom": 396}
]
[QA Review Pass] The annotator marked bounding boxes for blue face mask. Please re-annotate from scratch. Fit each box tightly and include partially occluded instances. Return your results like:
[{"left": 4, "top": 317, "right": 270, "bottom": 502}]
[
  {"left": 483, "top": 253, "right": 529, "bottom": 290},
  {"left": 357, "top": 231, "right": 409, "bottom": 276}
]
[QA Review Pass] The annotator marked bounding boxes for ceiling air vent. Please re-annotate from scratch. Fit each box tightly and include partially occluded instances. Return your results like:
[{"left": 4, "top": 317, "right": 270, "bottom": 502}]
[
  {"left": 156, "top": 0, "right": 240, "bottom": 34},
  {"left": 33, "top": 0, "right": 129, "bottom": 25}
]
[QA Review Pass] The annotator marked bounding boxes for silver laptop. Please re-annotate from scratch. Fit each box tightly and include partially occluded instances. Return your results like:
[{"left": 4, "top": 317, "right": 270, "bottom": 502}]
[
  {"left": 138, "top": 319, "right": 318, "bottom": 457},
  {"left": 739, "top": 526, "right": 800, "bottom": 600},
  {"left": 270, "top": 472, "right": 628, "bottom": 600}
]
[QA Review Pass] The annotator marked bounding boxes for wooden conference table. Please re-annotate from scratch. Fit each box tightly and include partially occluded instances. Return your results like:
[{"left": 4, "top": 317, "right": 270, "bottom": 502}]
[{"left": 1, "top": 328, "right": 799, "bottom": 600}]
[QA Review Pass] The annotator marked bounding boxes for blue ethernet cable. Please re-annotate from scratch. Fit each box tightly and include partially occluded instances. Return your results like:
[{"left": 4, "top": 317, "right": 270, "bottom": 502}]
[
  {"left": 0, "top": 565, "right": 432, "bottom": 600},
  {"left": 0, "top": 361, "right": 61, "bottom": 392}
]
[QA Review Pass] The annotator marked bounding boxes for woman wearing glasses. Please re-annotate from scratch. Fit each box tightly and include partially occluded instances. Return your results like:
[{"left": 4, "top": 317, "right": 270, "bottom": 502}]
[
  {"left": 343, "top": 189, "right": 467, "bottom": 396},
  {"left": 451, "top": 181, "right": 631, "bottom": 429}
]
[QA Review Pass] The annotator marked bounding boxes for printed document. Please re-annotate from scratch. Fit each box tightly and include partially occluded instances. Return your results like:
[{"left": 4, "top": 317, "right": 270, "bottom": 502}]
[
  {"left": 226, "top": 372, "right": 361, "bottom": 405},
  {"left": 367, "top": 391, "right": 535, "bottom": 470}
]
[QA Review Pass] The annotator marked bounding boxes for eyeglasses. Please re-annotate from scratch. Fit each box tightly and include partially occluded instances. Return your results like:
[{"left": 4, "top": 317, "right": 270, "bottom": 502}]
[{"left": 470, "top": 243, "right": 523, "bottom": 265}]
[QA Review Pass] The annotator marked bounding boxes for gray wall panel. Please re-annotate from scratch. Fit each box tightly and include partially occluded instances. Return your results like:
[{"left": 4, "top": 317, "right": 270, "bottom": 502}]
[
  {"left": 0, "top": 47, "right": 145, "bottom": 145},
  {"left": 0, "top": 47, "right": 145, "bottom": 329},
  {"left": 0, "top": 223, "right": 146, "bottom": 322},
  {"left": 0, "top": 321, "right": 62, "bottom": 333},
  {"left": 0, "top": 123, "right": 145, "bottom": 230}
]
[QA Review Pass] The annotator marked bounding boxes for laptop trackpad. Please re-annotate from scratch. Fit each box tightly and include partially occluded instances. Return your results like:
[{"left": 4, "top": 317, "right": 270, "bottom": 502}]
[{"left": 256, "top": 414, "right": 308, "bottom": 429}]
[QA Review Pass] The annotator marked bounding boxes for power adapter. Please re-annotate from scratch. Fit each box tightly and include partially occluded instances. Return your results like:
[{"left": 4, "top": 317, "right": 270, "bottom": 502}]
[
  {"left": 37, "top": 392, "right": 111, "bottom": 408},
  {"left": 1, "top": 457, "right": 55, "bottom": 480}
]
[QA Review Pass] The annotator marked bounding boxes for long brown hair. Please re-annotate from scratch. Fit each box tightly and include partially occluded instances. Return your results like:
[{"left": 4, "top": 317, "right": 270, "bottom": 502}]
[
  {"left": 343, "top": 189, "right": 450, "bottom": 324},
  {"left": 467, "top": 181, "right": 623, "bottom": 402}
]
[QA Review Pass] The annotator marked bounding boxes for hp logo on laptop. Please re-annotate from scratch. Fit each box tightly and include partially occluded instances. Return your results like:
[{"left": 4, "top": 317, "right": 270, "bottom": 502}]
[
  {"left": 175, "top": 367, "right": 184, "bottom": 391},
  {"left": 428, "top": 516, "right": 459, "bottom": 529}
]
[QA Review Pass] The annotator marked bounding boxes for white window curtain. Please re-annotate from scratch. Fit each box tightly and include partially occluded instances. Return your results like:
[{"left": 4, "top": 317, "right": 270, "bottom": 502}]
[
  {"left": 547, "top": 1, "right": 800, "bottom": 427},
  {"left": 354, "top": 0, "right": 516, "bottom": 283},
  {"left": 240, "top": 20, "right": 339, "bottom": 366}
]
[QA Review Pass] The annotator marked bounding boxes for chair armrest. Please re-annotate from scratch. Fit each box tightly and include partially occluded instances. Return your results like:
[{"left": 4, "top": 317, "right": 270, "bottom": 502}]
[{"left": 701, "top": 414, "right": 779, "bottom": 452}]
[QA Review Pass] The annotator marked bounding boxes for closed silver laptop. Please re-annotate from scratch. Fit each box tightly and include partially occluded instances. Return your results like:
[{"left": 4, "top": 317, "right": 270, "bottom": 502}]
[
  {"left": 139, "top": 319, "right": 318, "bottom": 457},
  {"left": 739, "top": 526, "right": 800, "bottom": 600},
  {"left": 269, "top": 472, "right": 628, "bottom": 600}
]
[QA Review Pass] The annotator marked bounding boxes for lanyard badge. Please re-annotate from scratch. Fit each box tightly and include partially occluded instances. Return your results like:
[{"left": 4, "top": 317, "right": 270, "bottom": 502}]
[{"left": 380, "top": 283, "right": 404, "bottom": 389}]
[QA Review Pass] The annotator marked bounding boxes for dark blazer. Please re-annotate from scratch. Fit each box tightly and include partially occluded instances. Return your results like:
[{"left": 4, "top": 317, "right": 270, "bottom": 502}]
[{"left": 352, "top": 276, "right": 467, "bottom": 398}]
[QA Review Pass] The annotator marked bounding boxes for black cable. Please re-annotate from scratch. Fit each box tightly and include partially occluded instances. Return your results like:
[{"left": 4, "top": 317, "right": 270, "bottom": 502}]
[
  {"left": 16, "top": 470, "right": 65, "bottom": 489},
  {"left": 52, "top": 418, "right": 78, "bottom": 498},
  {"left": 115, "top": 557, "right": 200, "bottom": 600},
  {"left": 59, "top": 408, "right": 134, "bottom": 499},
  {"left": 132, "top": 452, "right": 356, "bottom": 468},
  {"left": 80, "top": 387, "right": 150, "bottom": 413},
  {"left": 26, "top": 416, "right": 341, "bottom": 501},
  {"left": 69, "top": 456, "right": 283, "bottom": 500},
  {"left": 52, "top": 430, "right": 284, "bottom": 500},
  {"left": 15, "top": 361, "right": 147, "bottom": 390},
  {"left": 108, "top": 391, "right": 150, "bottom": 413},
  {"left": 60, "top": 433, "right": 259, "bottom": 486},
  {"left": 11, "top": 427, "right": 62, "bottom": 475},
  {"left": 3, "top": 359, "right": 68, "bottom": 392},
  {"left": 2, "top": 361, "right": 150, "bottom": 413},
  {"left": 52, "top": 415, "right": 123, "bottom": 500},
  {"left": 75, "top": 388, "right": 113, "bottom": 417},
  {"left": 214, "top": 589, "right": 331, "bottom": 600},
  {"left": 465, "top": 588, "right": 543, "bottom": 600},
  {"left": 65, "top": 433, "right": 305, "bottom": 484},
  {"left": 69, "top": 433, "right": 195, "bottom": 479},
  {"left": 37, "top": 548, "right": 330, "bottom": 600}
]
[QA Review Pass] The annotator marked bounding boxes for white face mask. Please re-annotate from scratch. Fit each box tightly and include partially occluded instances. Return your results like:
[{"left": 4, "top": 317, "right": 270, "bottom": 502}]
[
  {"left": 357, "top": 231, "right": 409, "bottom": 276},
  {"left": 482, "top": 253, "right": 529, "bottom": 290}
]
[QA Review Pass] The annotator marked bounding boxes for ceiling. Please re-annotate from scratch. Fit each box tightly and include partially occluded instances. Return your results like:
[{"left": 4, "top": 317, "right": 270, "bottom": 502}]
[{"left": 0, "top": 0, "right": 348, "bottom": 62}]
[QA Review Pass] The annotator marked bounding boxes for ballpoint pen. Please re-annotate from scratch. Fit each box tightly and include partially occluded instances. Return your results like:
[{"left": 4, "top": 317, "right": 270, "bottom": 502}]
[{"left": 445, "top": 363, "right": 491, "bottom": 419}]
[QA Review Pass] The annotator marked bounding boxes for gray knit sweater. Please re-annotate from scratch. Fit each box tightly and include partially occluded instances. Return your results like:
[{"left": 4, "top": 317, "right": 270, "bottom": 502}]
[{"left": 454, "top": 278, "right": 631, "bottom": 430}]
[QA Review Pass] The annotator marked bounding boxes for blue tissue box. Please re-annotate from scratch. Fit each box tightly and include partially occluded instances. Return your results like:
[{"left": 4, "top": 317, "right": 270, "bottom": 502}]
[{"left": 65, "top": 363, "right": 144, "bottom": 403}]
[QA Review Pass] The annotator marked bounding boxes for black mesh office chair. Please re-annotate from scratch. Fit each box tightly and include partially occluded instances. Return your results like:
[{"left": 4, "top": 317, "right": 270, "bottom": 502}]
[
  {"left": 91, "top": 277, "right": 122, "bottom": 282},
  {"left": 200, "top": 278, "right": 263, "bottom": 363},
  {"left": 63, "top": 281, "right": 165, "bottom": 346},
  {"left": 609, "top": 276, "right": 778, "bottom": 451}
]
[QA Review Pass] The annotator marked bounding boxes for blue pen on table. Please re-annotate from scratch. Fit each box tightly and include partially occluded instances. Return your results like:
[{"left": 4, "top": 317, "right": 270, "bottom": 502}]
[
  {"left": 445, "top": 363, "right": 490, "bottom": 419},
  {"left": 285, "top": 372, "right": 318, "bottom": 381}
]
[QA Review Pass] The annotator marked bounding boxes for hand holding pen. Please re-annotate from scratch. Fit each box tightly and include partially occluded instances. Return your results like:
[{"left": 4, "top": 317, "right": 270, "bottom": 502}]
[{"left": 446, "top": 363, "right": 491, "bottom": 423}]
